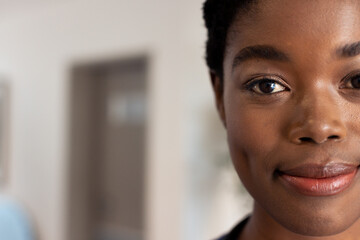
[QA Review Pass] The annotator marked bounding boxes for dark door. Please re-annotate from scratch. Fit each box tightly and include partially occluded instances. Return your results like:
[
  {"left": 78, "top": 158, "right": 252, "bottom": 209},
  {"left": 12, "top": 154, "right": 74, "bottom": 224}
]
[{"left": 68, "top": 56, "right": 147, "bottom": 240}]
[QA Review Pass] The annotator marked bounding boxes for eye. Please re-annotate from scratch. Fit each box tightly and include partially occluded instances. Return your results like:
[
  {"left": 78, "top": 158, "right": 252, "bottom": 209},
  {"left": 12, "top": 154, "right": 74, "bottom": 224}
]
[
  {"left": 343, "top": 74, "right": 360, "bottom": 89},
  {"left": 247, "top": 78, "right": 287, "bottom": 94}
]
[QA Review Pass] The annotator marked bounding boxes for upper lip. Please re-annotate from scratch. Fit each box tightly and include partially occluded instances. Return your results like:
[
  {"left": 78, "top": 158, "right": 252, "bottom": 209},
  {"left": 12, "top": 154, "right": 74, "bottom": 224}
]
[{"left": 278, "top": 163, "right": 359, "bottom": 178}]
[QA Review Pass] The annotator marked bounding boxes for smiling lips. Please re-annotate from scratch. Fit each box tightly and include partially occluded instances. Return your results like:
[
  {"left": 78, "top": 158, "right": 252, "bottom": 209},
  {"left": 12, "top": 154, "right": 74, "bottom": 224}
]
[{"left": 279, "top": 164, "right": 359, "bottom": 196}]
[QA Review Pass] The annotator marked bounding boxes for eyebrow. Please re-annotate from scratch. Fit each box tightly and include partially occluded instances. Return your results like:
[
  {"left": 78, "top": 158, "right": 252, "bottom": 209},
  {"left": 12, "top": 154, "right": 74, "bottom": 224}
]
[
  {"left": 338, "top": 41, "right": 360, "bottom": 58},
  {"left": 232, "top": 45, "right": 290, "bottom": 70},
  {"left": 232, "top": 41, "right": 360, "bottom": 71}
]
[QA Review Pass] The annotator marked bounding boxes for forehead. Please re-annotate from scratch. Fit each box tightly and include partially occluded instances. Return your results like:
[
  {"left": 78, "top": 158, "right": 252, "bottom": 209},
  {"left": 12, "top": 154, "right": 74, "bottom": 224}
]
[
  {"left": 224, "top": 0, "right": 360, "bottom": 76},
  {"left": 227, "top": 0, "right": 360, "bottom": 53}
]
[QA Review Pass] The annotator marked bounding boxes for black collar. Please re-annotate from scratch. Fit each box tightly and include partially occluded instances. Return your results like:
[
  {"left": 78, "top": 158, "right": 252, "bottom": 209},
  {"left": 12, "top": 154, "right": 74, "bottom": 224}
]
[{"left": 223, "top": 216, "right": 250, "bottom": 240}]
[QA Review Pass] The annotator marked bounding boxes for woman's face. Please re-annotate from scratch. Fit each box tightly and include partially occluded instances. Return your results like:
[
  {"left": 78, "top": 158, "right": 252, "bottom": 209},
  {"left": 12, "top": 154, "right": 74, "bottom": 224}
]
[{"left": 213, "top": 0, "right": 360, "bottom": 237}]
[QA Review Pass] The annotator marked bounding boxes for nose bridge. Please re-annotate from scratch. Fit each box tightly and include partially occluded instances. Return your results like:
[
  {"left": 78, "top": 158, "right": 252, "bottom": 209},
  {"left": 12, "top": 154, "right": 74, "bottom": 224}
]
[
  {"left": 303, "top": 86, "right": 337, "bottom": 123},
  {"left": 288, "top": 84, "right": 347, "bottom": 144}
]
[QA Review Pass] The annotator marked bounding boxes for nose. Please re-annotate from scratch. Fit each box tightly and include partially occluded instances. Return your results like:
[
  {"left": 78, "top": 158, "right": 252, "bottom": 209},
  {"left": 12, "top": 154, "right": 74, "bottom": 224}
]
[{"left": 287, "top": 93, "right": 347, "bottom": 144}]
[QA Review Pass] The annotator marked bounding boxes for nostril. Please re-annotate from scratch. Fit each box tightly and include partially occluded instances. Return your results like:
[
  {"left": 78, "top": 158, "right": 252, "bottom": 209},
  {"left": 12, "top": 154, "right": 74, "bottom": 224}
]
[
  {"left": 299, "top": 137, "right": 314, "bottom": 143},
  {"left": 298, "top": 135, "right": 339, "bottom": 144}
]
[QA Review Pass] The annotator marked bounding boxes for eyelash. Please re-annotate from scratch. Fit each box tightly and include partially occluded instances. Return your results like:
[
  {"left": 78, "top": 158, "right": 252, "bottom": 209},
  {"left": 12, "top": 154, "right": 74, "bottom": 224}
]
[
  {"left": 244, "top": 72, "right": 360, "bottom": 95},
  {"left": 341, "top": 73, "right": 360, "bottom": 89},
  {"left": 244, "top": 77, "right": 289, "bottom": 95}
]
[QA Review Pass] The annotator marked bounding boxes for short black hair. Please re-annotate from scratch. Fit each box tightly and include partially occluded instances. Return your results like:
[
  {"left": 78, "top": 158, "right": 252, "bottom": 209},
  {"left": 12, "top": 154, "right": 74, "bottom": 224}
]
[{"left": 203, "top": 0, "right": 256, "bottom": 79}]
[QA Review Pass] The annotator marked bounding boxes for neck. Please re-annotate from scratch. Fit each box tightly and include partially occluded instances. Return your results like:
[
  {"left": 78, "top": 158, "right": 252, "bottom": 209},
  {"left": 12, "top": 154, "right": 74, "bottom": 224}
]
[{"left": 239, "top": 202, "right": 360, "bottom": 240}]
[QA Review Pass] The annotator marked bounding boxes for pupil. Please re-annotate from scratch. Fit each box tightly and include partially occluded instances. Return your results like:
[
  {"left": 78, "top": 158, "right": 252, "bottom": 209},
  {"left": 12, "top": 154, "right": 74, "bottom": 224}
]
[
  {"left": 351, "top": 77, "right": 360, "bottom": 88},
  {"left": 259, "top": 81, "right": 276, "bottom": 93}
]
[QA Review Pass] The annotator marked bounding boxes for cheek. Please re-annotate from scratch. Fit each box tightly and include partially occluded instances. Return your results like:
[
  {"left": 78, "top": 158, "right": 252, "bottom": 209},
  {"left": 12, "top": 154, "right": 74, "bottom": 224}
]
[
  {"left": 225, "top": 105, "right": 282, "bottom": 182},
  {"left": 346, "top": 104, "right": 360, "bottom": 135}
]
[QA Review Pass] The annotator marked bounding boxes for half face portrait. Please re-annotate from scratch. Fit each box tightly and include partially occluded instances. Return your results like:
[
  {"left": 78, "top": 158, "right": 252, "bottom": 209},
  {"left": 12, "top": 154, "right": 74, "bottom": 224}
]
[{"left": 204, "top": 0, "right": 360, "bottom": 239}]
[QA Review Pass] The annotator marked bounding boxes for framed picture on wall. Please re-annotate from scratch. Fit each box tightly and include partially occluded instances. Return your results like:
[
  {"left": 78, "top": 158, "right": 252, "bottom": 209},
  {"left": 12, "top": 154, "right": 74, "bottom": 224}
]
[{"left": 0, "top": 82, "right": 10, "bottom": 185}]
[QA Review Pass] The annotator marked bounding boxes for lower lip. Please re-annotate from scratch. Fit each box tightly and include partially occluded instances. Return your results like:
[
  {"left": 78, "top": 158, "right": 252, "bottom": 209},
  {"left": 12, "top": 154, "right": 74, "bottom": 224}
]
[{"left": 280, "top": 169, "right": 358, "bottom": 196}]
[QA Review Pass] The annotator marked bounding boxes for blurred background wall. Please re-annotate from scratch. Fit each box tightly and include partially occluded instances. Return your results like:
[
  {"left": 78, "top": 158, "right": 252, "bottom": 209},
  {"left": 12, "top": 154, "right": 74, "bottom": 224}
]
[{"left": 0, "top": 0, "right": 252, "bottom": 240}]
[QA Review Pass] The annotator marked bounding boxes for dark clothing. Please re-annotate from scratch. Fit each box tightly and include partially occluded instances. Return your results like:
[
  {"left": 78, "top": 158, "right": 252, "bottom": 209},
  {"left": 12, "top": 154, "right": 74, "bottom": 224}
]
[{"left": 215, "top": 216, "right": 250, "bottom": 240}]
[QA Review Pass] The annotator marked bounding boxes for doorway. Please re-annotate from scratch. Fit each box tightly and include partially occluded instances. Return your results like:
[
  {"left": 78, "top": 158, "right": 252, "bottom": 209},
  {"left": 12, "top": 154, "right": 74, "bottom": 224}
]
[{"left": 68, "top": 56, "right": 148, "bottom": 240}]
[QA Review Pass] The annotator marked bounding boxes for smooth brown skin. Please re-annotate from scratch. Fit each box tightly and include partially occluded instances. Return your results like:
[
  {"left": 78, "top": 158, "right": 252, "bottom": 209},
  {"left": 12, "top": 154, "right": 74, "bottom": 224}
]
[{"left": 211, "top": 0, "right": 360, "bottom": 240}]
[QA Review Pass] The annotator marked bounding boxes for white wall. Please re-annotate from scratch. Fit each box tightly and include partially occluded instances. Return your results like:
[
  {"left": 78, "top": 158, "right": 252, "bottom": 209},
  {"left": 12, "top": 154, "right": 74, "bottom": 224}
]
[{"left": 0, "top": 1, "right": 251, "bottom": 240}]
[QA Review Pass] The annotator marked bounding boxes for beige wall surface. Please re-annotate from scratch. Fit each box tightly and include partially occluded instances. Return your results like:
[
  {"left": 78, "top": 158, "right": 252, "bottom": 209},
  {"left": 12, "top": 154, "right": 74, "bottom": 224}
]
[{"left": 0, "top": 1, "right": 251, "bottom": 240}]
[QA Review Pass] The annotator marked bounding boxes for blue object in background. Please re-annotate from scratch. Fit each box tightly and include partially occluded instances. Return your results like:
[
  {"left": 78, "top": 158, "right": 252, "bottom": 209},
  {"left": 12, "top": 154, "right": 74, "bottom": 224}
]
[{"left": 0, "top": 197, "right": 35, "bottom": 240}]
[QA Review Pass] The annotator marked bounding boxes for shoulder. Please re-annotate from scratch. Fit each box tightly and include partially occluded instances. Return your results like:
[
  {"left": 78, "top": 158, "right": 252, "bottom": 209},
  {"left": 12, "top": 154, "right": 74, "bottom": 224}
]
[{"left": 214, "top": 216, "right": 250, "bottom": 240}]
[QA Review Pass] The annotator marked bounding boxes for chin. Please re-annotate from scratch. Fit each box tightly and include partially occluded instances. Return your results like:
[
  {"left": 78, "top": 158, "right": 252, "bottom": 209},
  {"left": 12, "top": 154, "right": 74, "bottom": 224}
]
[{"left": 275, "top": 211, "right": 359, "bottom": 237}]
